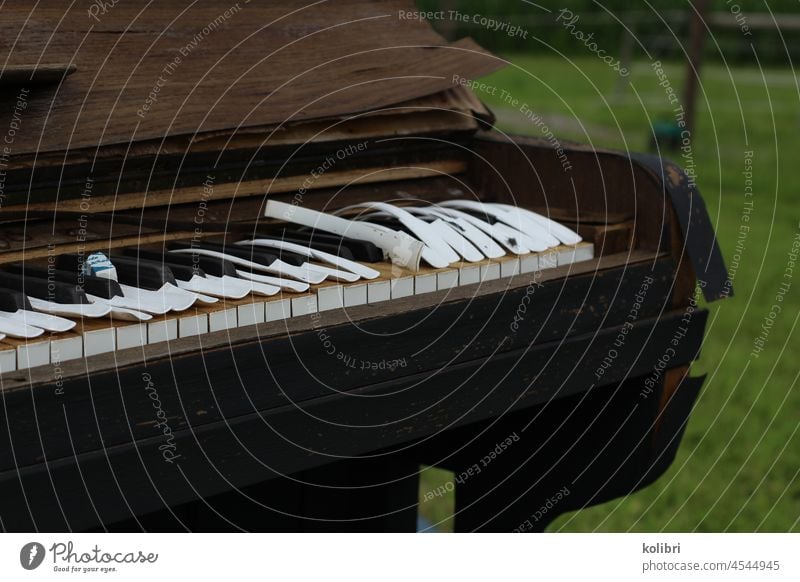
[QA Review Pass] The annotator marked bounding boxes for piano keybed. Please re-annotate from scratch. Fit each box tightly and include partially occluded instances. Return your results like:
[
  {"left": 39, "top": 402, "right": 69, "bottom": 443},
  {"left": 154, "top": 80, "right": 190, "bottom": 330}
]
[{"left": 0, "top": 202, "right": 595, "bottom": 373}]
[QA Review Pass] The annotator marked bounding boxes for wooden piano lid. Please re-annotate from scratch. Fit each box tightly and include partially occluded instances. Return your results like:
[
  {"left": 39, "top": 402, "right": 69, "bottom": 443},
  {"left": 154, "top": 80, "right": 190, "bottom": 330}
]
[{"left": 0, "top": 0, "right": 502, "bottom": 157}]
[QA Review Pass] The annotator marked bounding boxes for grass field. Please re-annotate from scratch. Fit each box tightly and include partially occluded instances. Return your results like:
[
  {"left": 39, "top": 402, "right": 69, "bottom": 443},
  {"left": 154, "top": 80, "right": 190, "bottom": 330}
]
[{"left": 418, "top": 54, "right": 800, "bottom": 532}]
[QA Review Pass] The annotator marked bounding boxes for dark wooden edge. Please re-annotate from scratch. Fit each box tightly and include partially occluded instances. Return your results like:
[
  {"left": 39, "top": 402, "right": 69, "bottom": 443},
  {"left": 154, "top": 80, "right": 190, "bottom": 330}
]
[
  {"left": 0, "top": 63, "right": 77, "bottom": 86},
  {"left": 629, "top": 152, "right": 731, "bottom": 302}
]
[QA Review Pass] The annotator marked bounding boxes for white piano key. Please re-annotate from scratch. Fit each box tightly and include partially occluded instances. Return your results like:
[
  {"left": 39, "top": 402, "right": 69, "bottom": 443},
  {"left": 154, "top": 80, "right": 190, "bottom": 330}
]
[
  {"left": 303, "top": 263, "right": 360, "bottom": 283},
  {"left": 0, "top": 314, "right": 45, "bottom": 338},
  {"left": 50, "top": 335, "right": 83, "bottom": 362},
  {"left": 84, "top": 327, "right": 116, "bottom": 357},
  {"left": 343, "top": 283, "right": 367, "bottom": 307},
  {"left": 18, "top": 340, "right": 50, "bottom": 369},
  {"left": 240, "top": 239, "right": 380, "bottom": 280},
  {"left": 0, "top": 348, "right": 16, "bottom": 373},
  {"left": 237, "top": 302, "right": 265, "bottom": 327},
  {"left": 179, "top": 313, "right": 209, "bottom": 338},
  {"left": 539, "top": 250, "right": 558, "bottom": 269},
  {"left": 520, "top": 253, "right": 540, "bottom": 274},
  {"left": 501, "top": 258, "right": 521, "bottom": 278},
  {"left": 264, "top": 200, "right": 425, "bottom": 271},
  {"left": 574, "top": 242, "right": 595, "bottom": 262},
  {"left": 28, "top": 297, "right": 111, "bottom": 318},
  {"left": 415, "top": 273, "right": 437, "bottom": 295},
  {"left": 338, "top": 202, "right": 460, "bottom": 266},
  {"left": 367, "top": 280, "right": 391, "bottom": 303},
  {"left": 265, "top": 299, "right": 291, "bottom": 323},
  {"left": 459, "top": 264, "right": 480, "bottom": 286},
  {"left": 318, "top": 286, "right": 344, "bottom": 312},
  {"left": 390, "top": 276, "right": 414, "bottom": 299},
  {"left": 291, "top": 295, "right": 318, "bottom": 317},
  {"left": 148, "top": 318, "right": 178, "bottom": 344},
  {"left": 209, "top": 308, "right": 237, "bottom": 332},
  {"left": 117, "top": 323, "right": 148, "bottom": 350},
  {"left": 437, "top": 269, "right": 459, "bottom": 291},
  {"left": 480, "top": 263, "right": 501, "bottom": 282}
]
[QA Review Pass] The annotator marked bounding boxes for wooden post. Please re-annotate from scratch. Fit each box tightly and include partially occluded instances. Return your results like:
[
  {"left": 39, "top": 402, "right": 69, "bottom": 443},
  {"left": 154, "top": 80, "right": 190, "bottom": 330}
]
[{"left": 683, "top": 0, "right": 710, "bottom": 137}]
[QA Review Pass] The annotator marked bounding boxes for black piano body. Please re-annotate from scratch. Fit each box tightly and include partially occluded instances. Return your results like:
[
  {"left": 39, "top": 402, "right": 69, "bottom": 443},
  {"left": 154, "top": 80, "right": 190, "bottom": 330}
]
[{"left": 0, "top": 0, "right": 729, "bottom": 532}]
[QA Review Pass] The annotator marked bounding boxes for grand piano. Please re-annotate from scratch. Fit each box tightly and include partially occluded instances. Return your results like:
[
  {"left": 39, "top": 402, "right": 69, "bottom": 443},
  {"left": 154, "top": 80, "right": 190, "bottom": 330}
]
[{"left": 0, "top": 0, "right": 729, "bottom": 532}]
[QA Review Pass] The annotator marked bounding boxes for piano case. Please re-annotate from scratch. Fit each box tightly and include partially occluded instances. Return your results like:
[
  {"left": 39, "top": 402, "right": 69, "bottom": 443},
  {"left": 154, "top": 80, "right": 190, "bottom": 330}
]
[{"left": 0, "top": 0, "right": 729, "bottom": 531}]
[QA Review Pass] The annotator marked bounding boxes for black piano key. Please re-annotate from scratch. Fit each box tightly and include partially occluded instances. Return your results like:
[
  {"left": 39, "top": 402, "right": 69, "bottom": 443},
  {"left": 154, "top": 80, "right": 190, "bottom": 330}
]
[
  {"left": 117, "top": 251, "right": 206, "bottom": 282},
  {"left": 258, "top": 233, "right": 356, "bottom": 261},
  {"left": 174, "top": 242, "right": 283, "bottom": 268},
  {"left": 6, "top": 264, "right": 123, "bottom": 300},
  {"left": 0, "top": 270, "right": 89, "bottom": 304},
  {"left": 279, "top": 228, "right": 382, "bottom": 262},
  {"left": 0, "top": 287, "right": 32, "bottom": 312},
  {"left": 161, "top": 246, "right": 239, "bottom": 278},
  {"left": 105, "top": 256, "right": 177, "bottom": 290}
]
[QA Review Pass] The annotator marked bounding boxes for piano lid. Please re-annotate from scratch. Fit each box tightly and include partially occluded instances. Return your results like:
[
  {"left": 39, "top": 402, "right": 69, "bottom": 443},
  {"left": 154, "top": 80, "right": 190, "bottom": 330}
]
[{"left": 0, "top": 0, "right": 503, "bottom": 157}]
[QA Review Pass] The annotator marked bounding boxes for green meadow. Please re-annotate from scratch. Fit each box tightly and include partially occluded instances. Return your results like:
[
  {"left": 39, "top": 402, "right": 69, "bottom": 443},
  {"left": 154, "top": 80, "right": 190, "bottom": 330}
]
[{"left": 419, "top": 54, "right": 800, "bottom": 532}]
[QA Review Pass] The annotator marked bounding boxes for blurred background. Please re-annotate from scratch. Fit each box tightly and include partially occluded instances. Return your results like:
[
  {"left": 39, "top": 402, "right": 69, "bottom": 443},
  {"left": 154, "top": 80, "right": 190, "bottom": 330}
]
[{"left": 414, "top": 0, "right": 800, "bottom": 532}]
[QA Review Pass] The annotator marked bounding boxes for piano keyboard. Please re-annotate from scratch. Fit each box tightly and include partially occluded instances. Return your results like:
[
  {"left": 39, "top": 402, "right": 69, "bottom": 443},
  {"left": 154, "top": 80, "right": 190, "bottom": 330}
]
[{"left": 0, "top": 202, "right": 595, "bottom": 373}]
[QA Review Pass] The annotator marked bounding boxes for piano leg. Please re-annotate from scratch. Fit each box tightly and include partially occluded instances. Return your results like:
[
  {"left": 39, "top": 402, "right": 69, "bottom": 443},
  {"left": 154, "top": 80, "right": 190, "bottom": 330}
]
[{"left": 427, "top": 371, "right": 703, "bottom": 532}]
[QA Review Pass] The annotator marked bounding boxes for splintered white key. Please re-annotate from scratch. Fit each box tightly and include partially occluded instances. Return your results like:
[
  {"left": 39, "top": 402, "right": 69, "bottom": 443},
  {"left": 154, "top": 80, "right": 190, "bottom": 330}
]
[
  {"left": 459, "top": 265, "right": 480, "bottom": 286},
  {"left": 480, "top": 263, "right": 501, "bottom": 282},
  {"left": 437, "top": 269, "right": 459, "bottom": 291},
  {"left": 501, "top": 258, "right": 520, "bottom": 278},
  {"left": 209, "top": 308, "right": 237, "bottom": 332},
  {"left": 237, "top": 302, "right": 265, "bottom": 327},
  {"left": 117, "top": 323, "right": 148, "bottom": 350},
  {"left": 84, "top": 327, "right": 116, "bottom": 357},
  {"left": 390, "top": 277, "right": 414, "bottom": 299},
  {"left": 318, "top": 286, "right": 344, "bottom": 312},
  {"left": 50, "top": 335, "right": 83, "bottom": 362},
  {"left": 520, "top": 253, "right": 540, "bottom": 274},
  {"left": 368, "top": 280, "right": 391, "bottom": 303},
  {"left": 179, "top": 314, "right": 209, "bottom": 338},
  {"left": 148, "top": 319, "right": 178, "bottom": 344},
  {"left": 18, "top": 340, "right": 50, "bottom": 369},
  {"left": 539, "top": 250, "right": 558, "bottom": 269},
  {"left": 0, "top": 348, "right": 16, "bottom": 373},
  {"left": 291, "top": 295, "right": 318, "bottom": 317},
  {"left": 265, "top": 299, "right": 291, "bottom": 323},
  {"left": 414, "top": 273, "right": 437, "bottom": 295}
]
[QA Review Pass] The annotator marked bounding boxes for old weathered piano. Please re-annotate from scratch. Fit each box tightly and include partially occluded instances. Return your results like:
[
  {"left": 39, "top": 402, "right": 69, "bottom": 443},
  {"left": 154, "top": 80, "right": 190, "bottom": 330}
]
[{"left": 0, "top": 0, "right": 728, "bottom": 532}]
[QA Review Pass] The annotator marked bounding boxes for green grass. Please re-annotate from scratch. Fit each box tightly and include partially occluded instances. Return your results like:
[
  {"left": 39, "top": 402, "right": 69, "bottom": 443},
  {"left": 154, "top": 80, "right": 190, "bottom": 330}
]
[{"left": 418, "top": 54, "right": 800, "bottom": 532}]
